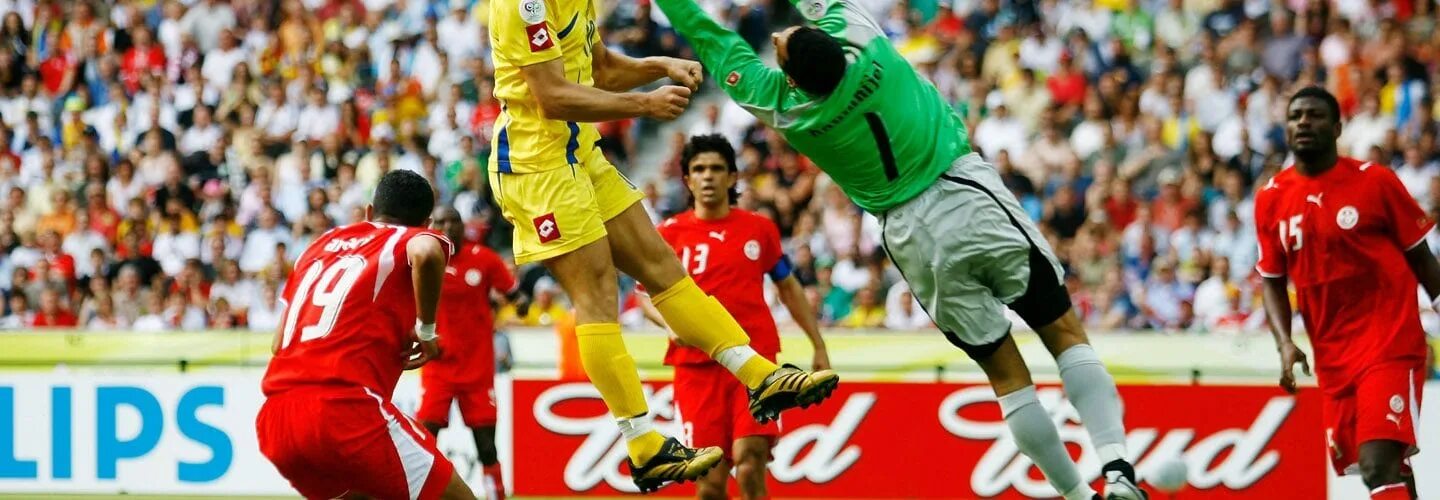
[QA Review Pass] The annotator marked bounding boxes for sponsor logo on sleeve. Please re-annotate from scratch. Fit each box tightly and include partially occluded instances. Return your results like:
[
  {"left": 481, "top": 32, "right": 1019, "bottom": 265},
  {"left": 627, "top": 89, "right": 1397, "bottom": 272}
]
[{"left": 526, "top": 23, "right": 554, "bottom": 52}]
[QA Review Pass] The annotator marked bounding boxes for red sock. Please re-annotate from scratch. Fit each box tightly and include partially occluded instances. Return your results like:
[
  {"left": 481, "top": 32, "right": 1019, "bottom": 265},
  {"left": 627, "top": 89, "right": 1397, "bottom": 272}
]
[
  {"left": 482, "top": 463, "right": 506, "bottom": 500},
  {"left": 1370, "top": 483, "right": 1409, "bottom": 500}
]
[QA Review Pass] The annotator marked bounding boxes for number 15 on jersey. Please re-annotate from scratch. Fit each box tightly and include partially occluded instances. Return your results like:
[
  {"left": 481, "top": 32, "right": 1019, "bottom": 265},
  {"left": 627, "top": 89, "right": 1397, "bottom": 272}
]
[{"left": 1280, "top": 214, "right": 1304, "bottom": 251}]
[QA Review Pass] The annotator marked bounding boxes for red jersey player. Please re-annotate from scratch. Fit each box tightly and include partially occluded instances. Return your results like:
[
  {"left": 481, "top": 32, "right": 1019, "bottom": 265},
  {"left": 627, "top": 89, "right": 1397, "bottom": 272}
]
[
  {"left": 1258, "top": 87, "right": 1433, "bottom": 500},
  {"left": 256, "top": 170, "right": 477, "bottom": 500},
  {"left": 641, "top": 134, "right": 829, "bottom": 500},
  {"left": 417, "top": 207, "right": 517, "bottom": 500}
]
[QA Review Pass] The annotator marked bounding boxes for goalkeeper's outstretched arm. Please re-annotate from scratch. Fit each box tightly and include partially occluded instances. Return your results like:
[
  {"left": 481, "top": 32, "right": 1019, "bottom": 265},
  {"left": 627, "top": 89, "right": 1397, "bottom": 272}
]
[{"left": 652, "top": 0, "right": 789, "bottom": 115}]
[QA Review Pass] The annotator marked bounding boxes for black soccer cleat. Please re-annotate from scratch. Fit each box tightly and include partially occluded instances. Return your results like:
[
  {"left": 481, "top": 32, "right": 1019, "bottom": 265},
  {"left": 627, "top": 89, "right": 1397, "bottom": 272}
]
[
  {"left": 626, "top": 437, "right": 723, "bottom": 493},
  {"left": 1103, "top": 459, "right": 1149, "bottom": 500},
  {"left": 747, "top": 363, "right": 840, "bottom": 423}
]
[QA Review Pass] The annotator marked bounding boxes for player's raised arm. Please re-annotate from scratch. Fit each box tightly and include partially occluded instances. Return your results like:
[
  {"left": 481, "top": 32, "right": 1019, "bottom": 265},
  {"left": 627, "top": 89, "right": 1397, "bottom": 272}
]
[
  {"left": 491, "top": 0, "right": 690, "bottom": 121},
  {"left": 652, "top": 0, "right": 789, "bottom": 115},
  {"left": 406, "top": 234, "right": 449, "bottom": 369},
  {"left": 591, "top": 40, "right": 703, "bottom": 92}
]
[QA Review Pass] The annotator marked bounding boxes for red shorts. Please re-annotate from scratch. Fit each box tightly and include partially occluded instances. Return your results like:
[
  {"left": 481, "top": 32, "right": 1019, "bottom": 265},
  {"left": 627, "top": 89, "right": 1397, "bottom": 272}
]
[
  {"left": 416, "top": 371, "right": 497, "bottom": 427},
  {"left": 672, "top": 362, "right": 779, "bottom": 457},
  {"left": 257, "top": 386, "right": 455, "bottom": 500},
  {"left": 1322, "top": 362, "right": 1425, "bottom": 475}
]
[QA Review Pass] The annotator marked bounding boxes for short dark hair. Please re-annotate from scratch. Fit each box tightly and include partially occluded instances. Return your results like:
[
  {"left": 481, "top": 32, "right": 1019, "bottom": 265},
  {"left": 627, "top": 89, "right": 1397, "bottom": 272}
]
[
  {"left": 781, "top": 27, "right": 847, "bottom": 96},
  {"left": 680, "top": 134, "right": 739, "bottom": 204},
  {"left": 372, "top": 170, "right": 435, "bottom": 226},
  {"left": 1288, "top": 86, "right": 1341, "bottom": 123}
]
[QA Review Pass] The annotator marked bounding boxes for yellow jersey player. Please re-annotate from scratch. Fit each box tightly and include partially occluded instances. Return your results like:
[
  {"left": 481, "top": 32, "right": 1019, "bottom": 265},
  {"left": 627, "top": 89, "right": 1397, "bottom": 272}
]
[{"left": 487, "top": 0, "right": 839, "bottom": 492}]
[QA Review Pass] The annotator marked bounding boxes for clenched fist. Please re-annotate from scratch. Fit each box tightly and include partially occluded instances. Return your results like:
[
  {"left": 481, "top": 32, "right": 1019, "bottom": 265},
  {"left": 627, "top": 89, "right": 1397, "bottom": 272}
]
[
  {"left": 663, "top": 57, "right": 704, "bottom": 91},
  {"left": 644, "top": 85, "right": 692, "bottom": 120}
]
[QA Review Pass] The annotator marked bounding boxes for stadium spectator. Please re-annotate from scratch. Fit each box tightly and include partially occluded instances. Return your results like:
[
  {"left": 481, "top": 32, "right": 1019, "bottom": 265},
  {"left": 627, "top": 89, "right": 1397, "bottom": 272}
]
[
  {"left": 247, "top": 280, "right": 283, "bottom": 333},
  {"left": 86, "top": 293, "right": 126, "bottom": 330},
  {"left": 2, "top": 293, "right": 29, "bottom": 328},
  {"left": 131, "top": 289, "right": 168, "bottom": 332}
]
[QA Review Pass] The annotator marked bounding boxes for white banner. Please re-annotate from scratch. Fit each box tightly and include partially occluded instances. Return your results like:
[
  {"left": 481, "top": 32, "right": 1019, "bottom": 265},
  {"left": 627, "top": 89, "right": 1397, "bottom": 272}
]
[
  {"left": 0, "top": 371, "right": 512, "bottom": 496},
  {"left": 0, "top": 370, "right": 1433, "bottom": 498}
]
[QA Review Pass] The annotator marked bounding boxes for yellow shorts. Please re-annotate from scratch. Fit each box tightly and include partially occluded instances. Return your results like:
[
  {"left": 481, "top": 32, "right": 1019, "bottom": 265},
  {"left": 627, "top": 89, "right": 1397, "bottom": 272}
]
[{"left": 488, "top": 150, "right": 644, "bottom": 264}]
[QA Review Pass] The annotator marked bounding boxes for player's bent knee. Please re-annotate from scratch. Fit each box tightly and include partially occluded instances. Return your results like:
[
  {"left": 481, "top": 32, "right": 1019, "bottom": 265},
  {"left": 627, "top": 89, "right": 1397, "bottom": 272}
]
[
  {"left": 1032, "top": 310, "right": 1089, "bottom": 357},
  {"left": 735, "top": 457, "right": 767, "bottom": 490},
  {"left": 1358, "top": 441, "right": 1406, "bottom": 488},
  {"left": 970, "top": 336, "right": 1034, "bottom": 394},
  {"left": 544, "top": 242, "right": 620, "bottom": 321}
]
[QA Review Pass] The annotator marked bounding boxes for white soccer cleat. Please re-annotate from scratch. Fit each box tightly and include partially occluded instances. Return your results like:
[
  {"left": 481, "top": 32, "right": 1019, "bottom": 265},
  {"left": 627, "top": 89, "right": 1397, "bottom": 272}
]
[{"left": 1103, "top": 460, "right": 1149, "bottom": 500}]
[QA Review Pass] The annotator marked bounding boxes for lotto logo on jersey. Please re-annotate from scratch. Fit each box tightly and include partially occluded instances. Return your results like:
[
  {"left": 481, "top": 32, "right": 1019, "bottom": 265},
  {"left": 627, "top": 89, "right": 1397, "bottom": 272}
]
[
  {"left": 527, "top": 23, "right": 553, "bottom": 52},
  {"left": 534, "top": 213, "right": 561, "bottom": 243}
]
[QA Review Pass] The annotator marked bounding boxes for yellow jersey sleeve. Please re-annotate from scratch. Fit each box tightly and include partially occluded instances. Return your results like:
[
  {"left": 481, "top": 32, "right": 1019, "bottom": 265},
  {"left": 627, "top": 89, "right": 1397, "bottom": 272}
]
[{"left": 491, "top": 0, "right": 564, "bottom": 68}]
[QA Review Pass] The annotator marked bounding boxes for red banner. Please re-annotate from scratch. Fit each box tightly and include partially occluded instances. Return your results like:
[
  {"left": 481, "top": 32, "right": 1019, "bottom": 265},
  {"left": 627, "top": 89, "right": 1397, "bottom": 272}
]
[{"left": 512, "top": 380, "right": 1325, "bottom": 498}]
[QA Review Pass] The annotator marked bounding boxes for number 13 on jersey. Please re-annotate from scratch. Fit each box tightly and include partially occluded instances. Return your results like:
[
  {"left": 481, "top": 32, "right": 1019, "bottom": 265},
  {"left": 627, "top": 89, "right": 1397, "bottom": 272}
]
[
  {"left": 681, "top": 244, "right": 710, "bottom": 274},
  {"left": 280, "top": 256, "right": 368, "bottom": 349}
]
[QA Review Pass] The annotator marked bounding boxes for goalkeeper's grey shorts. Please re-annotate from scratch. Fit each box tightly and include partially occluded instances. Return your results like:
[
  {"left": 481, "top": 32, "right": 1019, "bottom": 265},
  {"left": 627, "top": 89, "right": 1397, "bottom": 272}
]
[{"left": 879, "top": 152, "right": 1072, "bottom": 359}]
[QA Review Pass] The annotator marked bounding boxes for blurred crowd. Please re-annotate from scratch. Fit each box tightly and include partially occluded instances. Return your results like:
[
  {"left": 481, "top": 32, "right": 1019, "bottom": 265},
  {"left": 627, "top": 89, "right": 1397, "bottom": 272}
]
[
  {"left": 0, "top": 0, "right": 698, "bottom": 331},
  {"left": 5, "top": 0, "right": 1440, "bottom": 335}
]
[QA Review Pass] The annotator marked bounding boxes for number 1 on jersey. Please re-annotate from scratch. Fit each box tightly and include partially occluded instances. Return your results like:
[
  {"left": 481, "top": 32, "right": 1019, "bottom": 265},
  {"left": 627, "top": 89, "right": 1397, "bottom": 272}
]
[
  {"left": 864, "top": 112, "right": 899, "bottom": 182},
  {"left": 279, "top": 255, "right": 368, "bottom": 349}
]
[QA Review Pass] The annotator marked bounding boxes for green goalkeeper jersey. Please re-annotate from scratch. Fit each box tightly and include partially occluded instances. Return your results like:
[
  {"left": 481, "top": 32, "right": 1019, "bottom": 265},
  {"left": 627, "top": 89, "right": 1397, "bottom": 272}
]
[{"left": 655, "top": 0, "right": 971, "bottom": 213}]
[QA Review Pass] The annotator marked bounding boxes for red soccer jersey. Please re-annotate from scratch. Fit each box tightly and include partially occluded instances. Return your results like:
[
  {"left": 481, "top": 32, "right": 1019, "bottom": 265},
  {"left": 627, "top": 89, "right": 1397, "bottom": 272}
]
[
  {"left": 425, "top": 243, "right": 517, "bottom": 385},
  {"left": 262, "top": 222, "right": 452, "bottom": 399},
  {"left": 1254, "top": 157, "right": 1433, "bottom": 393},
  {"left": 657, "top": 209, "right": 791, "bottom": 366}
]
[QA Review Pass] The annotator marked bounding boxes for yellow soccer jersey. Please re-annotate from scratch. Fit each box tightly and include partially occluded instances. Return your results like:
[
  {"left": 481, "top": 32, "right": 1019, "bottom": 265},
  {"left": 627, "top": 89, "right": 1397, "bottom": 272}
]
[{"left": 490, "top": 0, "right": 603, "bottom": 173}]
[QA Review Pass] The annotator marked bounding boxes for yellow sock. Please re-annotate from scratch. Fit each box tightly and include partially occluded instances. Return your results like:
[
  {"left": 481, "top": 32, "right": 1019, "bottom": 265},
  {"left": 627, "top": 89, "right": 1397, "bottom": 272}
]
[
  {"left": 735, "top": 356, "right": 777, "bottom": 389},
  {"left": 575, "top": 323, "right": 649, "bottom": 418},
  {"left": 653, "top": 277, "right": 778, "bottom": 389},
  {"left": 622, "top": 425, "right": 667, "bottom": 465}
]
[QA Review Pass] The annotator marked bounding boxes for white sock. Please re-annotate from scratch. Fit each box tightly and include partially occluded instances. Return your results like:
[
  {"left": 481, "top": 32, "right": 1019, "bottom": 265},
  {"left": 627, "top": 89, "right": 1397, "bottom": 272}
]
[
  {"left": 616, "top": 414, "right": 654, "bottom": 442},
  {"left": 716, "top": 345, "right": 760, "bottom": 375},
  {"left": 482, "top": 474, "right": 500, "bottom": 500},
  {"left": 998, "top": 386, "right": 1093, "bottom": 500},
  {"left": 1057, "top": 343, "right": 1128, "bottom": 465}
]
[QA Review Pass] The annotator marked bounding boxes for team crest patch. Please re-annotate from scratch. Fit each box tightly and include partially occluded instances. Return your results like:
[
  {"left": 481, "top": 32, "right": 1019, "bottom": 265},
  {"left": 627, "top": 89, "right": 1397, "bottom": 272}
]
[
  {"left": 725, "top": 71, "right": 741, "bottom": 86},
  {"left": 534, "top": 213, "right": 561, "bottom": 243},
  {"left": 520, "top": 0, "right": 546, "bottom": 24},
  {"left": 1390, "top": 395, "right": 1405, "bottom": 413},
  {"left": 466, "top": 269, "right": 483, "bottom": 287},
  {"left": 527, "top": 23, "right": 554, "bottom": 52},
  {"left": 744, "top": 240, "right": 761, "bottom": 261},
  {"left": 1336, "top": 206, "right": 1358, "bottom": 230}
]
